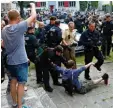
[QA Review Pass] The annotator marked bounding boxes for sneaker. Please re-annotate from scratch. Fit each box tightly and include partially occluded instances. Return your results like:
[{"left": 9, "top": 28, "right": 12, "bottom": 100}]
[
  {"left": 12, "top": 103, "right": 18, "bottom": 108},
  {"left": 102, "top": 73, "right": 109, "bottom": 85},
  {"left": 22, "top": 106, "right": 31, "bottom": 108},
  {"left": 22, "top": 98, "right": 25, "bottom": 104},
  {"left": 45, "top": 86, "right": 53, "bottom": 92}
]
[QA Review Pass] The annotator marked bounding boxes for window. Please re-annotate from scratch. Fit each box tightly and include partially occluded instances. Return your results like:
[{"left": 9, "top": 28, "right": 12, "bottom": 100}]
[
  {"left": 40, "top": 2, "right": 46, "bottom": 7},
  {"left": 58, "top": 1, "right": 64, "bottom": 7},
  {"left": 69, "top": 1, "right": 76, "bottom": 7},
  {"left": 73, "top": 1, "right": 76, "bottom": 7}
]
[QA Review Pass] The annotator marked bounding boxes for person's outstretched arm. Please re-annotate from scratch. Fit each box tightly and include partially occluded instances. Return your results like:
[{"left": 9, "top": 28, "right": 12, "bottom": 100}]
[
  {"left": 51, "top": 62, "right": 65, "bottom": 75},
  {"left": 85, "top": 62, "right": 95, "bottom": 68},
  {"left": 26, "top": 3, "right": 37, "bottom": 26},
  {"left": 73, "top": 62, "right": 95, "bottom": 77}
]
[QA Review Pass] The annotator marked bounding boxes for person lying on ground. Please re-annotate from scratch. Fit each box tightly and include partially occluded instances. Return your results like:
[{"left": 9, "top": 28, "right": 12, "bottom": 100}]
[{"left": 51, "top": 60, "right": 109, "bottom": 95}]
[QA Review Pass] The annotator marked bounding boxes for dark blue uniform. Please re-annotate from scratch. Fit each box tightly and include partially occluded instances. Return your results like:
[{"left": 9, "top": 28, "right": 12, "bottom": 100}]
[
  {"left": 80, "top": 29, "right": 104, "bottom": 79},
  {"left": 46, "top": 26, "right": 62, "bottom": 47},
  {"left": 101, "top": 21, "right": 113, "bottom": 56},
  {"left": 40, "top": 48, "right": 67, "bottom": 90},
  {"left": 45, "top": 24, "right": 55, "bottom": 33}
]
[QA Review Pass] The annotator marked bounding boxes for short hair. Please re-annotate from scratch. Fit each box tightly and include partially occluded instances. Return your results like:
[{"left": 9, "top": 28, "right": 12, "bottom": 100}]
[
  {"left": 55, "top": 20, "right": 60, "bottom": 25},
  {"left": 8, "top": 10, "right": 20, "bottom": 21},
  {"left": 106, "top": 13, "right": 111, "bottom": 18},
  {"left": 54, "top": 45, "right": 63, "bottom": 53},
  {"left": 68, "top": 21, "right": 74, "bottom": 27},
  {"left": 50, "top": 16, "right": 57, "bottom": 20},
  {"left": 66, "top": 60, "right": 75, "bottom": 68},
  {"left": 88, "top": 21, "right": 95, "bottom": 26}
]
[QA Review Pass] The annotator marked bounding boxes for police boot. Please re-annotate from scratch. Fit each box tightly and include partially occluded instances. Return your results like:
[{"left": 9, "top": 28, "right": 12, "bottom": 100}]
[
  {"left": 94, "top": 64, "right": 101, "bottom": 71},
  {"left": 85, "top": 72, "right": 91, "bottom": 80},
  {"left": 45, "top": 86, "right": 53, "bottom": 92}
]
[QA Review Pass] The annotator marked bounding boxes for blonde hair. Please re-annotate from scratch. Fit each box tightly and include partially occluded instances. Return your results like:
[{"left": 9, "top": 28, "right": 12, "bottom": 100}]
[{"left": 8, "top": 10, "right": 20, "bottom": 21}]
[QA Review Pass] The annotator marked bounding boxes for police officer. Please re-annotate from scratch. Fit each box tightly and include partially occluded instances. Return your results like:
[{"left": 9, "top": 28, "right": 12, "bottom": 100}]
[
  {"left": 25, "top": 27, "right": 43, "bottom": 84},
  {"left": 74, "top": 16, "right": 84, "bottom": 33},
  {"left": 45, "top": 16, "right": 56, "bottom": 33},
  {"left": 101, "top": 14, "right": 113, "bottom": 58},
  {"left": 46, "top": 20, "right": 62, "bottom": 48},
  {"left": 40, "top": 45, "right": 67, "bottom": 92},
  {"left": 65, "top": 14, "right": 73, "bottom": 24},
  {"left": 80, "top": 21, "right": 104, "bottom": 80}
]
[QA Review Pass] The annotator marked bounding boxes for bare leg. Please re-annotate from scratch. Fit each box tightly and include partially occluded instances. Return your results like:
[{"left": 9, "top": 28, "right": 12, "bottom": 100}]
[
  {"left": 92, "top": 78, "right": 103, "bottom": 84},
  {"left": 17, "top": 84, "right": 24, "bottom": 108},
  {"left": 10, "top": 79, "right": 17, "bottom": 105}
]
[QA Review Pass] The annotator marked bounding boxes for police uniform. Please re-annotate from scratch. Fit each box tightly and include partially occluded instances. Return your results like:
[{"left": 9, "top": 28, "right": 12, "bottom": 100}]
[
  {"left": 80, "top": 29, "right": 104, "bottom": 80},
  {"left": 101, "top": 21, "right": 113, "bottom": 56},
  {"left": 46, "top": 25, "right": 62, "bottom": 48},
  {"left": 40, "top": 46, "right": 67, "bottom": 92},
  {"left": 45, "top": 24, "right": 55, "bottom": 33},
  {"left": 25, "top": 33, "right": 43, "bottom": 83},
  {"left": 62, "top": 29, "right": 77, "bottom": 63}
]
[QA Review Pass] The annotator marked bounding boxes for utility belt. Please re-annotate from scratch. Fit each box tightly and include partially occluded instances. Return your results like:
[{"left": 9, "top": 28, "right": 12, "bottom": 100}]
[{"left": 84, "top": 46, "right": 98, "bottom": 52}]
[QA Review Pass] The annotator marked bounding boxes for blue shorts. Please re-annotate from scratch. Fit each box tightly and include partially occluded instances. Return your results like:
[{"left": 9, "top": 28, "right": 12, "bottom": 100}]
[{"left": 7, "top": 62, "right": 28, "bottom": 84}]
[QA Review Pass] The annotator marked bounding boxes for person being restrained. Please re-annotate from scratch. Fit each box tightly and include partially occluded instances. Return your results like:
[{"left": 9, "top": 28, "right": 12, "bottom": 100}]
[{"left": 51, "top": 60, "right": 109, "bottom": 95}]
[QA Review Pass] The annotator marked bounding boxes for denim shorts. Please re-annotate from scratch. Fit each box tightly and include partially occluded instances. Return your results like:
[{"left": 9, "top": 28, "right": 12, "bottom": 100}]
[{"left": 7, "top": 62, "right": 28, "bottom": 84}]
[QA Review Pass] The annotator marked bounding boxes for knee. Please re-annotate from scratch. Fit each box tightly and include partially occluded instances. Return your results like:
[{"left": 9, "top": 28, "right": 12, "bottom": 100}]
[{"left": 99, "top": 58, "right": 104, "bottom": 64}]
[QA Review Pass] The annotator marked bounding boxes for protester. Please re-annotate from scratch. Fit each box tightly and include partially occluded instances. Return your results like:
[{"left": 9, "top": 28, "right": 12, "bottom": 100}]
[
  {"left": 1, "top": 3, "right": 36, "bottom": 108},
  {"left": 51, "top": 60, "right": 109, "bottom": 96}
]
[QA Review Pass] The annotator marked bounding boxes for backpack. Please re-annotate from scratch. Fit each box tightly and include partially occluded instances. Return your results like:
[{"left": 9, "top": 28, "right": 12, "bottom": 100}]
[{"left": 62, "top": 71, "right": 75, "bottom": 96}]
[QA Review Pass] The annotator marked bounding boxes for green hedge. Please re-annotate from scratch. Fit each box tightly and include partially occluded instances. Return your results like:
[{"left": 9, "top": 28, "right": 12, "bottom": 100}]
[{"left": 102, "top": 4, "right": 113, "bottom": 12}]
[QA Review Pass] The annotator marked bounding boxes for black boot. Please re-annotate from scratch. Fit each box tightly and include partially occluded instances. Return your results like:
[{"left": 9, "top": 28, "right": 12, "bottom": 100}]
[
  {"left": 45, "top": 86, "right": 53, "bottom": 92},
  {"left": 85, "top": 72, "right": 91, "bottom": 80},
  {"left": 94, "top": 64, "right": 101, "bottom": 71}
]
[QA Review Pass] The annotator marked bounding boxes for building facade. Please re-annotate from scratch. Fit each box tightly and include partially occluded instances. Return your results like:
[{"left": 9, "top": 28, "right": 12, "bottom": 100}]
[
  {"left": 1, "top": 3, "right": 11, "bottom": 16},
  {"left": 1, "top": 1, "right": 19, "bottom": 17},
  {"left": 35, "top": 1, "right": 80, "bottom": 12}
]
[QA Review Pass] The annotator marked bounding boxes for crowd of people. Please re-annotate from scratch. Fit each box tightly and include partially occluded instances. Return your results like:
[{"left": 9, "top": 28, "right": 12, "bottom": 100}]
[{"left": 1, "top": 3, "right": 113, "bottom": 108}]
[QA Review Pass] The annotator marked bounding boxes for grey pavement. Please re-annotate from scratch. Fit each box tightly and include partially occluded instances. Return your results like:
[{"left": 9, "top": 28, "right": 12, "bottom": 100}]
[{"left": 1, "top": 63, "right": 113, "bottom": 108}]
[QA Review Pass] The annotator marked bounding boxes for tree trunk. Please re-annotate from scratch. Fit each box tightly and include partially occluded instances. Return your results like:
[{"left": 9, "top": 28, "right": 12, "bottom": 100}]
[
  {"left": 18, "top": 1, "right": 24, "bottom": 18},
  {"left": 110, "top": 1, "right": 112, "bottom": 14}
]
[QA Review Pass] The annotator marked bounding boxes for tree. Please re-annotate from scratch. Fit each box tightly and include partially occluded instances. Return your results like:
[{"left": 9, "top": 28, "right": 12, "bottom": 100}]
[
  {"left": 17, "top": 1, "right": 35, "bottom": 18},
  {"left": 90, "top": 1, "right": 98, "bottom": 9},
  {"left": 79, "top": 1, "right": 88, "bottom": 11},
  {"left": 18, "top": 1, "right": 24, "bottom": 18},
  {"left": 110, "top": 1, "right": 112, "bottom": 13}
]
